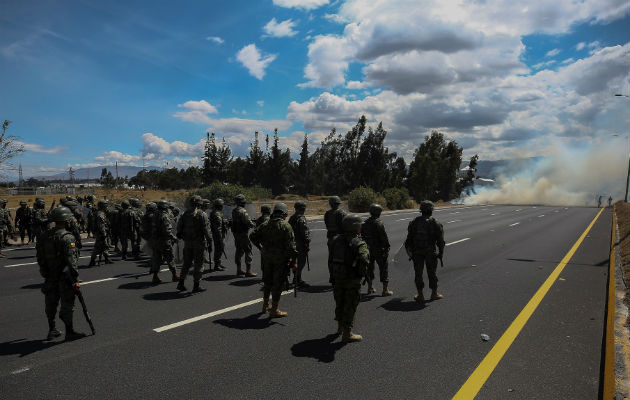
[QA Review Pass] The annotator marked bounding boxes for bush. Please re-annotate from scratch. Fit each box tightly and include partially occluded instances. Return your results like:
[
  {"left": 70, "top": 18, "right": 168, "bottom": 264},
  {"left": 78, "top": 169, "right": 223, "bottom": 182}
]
[
  {"left": 382, "top": 187, "right": 411, "bottom": 210},
  {"left": 194, "top": 182, "right": 271, "bottom": 205},
  {"left": 348, "top": 186, "right": 378, "bottom": 212}
]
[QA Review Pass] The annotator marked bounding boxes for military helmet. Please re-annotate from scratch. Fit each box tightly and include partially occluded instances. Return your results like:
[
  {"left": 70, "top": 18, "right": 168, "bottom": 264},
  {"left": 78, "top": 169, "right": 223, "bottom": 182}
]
[
  {"left": 121, "top": 200, "right": 130, "bottom": 209},
  {"left": 234, "top": 194, "right": 246, "bottom": 205},
  {"left": 50, "top": 206, "right": 73, "bottom": 223},
  {"left": 35, "top": 198, "right": 45, "bottom": 207},
  {"left": 114, "top": 203, "right": 122, "bottom": 210},
  {"left": 87, "top": 195, "right": 95, "bottom": 201},
  {"left": 329, "top": 196, "right": 341, "bottom": 206},
  {"left": 97, "top": 199, "right": 109, "bottom": 209},
  {"left": 65, "top": 196, "right": 74, "bottom": 201},
  {"left": 273, "top": 202, "right": 289, "bottom": 216},
  {"left": 420, "top": 200, "right": 434, "bottom": 214},
  {"left": 189, "top": 195, "right": 202, "bottom": 207},
  {"left": 129, "top": 198, "right": 141, "bottom": 208},
  {"left": 213, "top": 198, "right": 224, "bottom": 208},
  {"left": 261, "top": 204, "right": 272, "bottom": 215},
  {"left": 65, "top": 200, "right": 78, "bottom": 211},
  {"left": 156, "top": 200, "right": 169, "bottom": 210},
  {"left": 294, "top": 200, "right": 306, "bottom": 210},
  {"left": 0, "top": 199, "right": 7, "bottom": 205},
  {"left": 369, "top": 203, "right": 382, "bottom": 217},
  {"left": 146, "top": 202, "right": 157, "bottom": 211},
  {"left": 60, "top": 197, "right": 69, "bottom": 206},
  {"left": 202, "top": 199, "right": 211, "bottom": 207},
  {"left": 342, "top": 214, "right": 363, "bottom": 233},
  {"left": 19, "top": 200, "right": 27, "bottom": 206}
]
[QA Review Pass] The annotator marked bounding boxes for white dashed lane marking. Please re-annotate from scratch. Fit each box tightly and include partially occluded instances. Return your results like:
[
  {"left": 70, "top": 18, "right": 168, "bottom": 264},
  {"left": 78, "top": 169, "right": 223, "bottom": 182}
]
[
  {"left": 446, "top": 238, "right": 470, "bottom": 246},
  {"left": 4, "top": 255, "right": 91, "bottom": 268},
  {"left": 509, "top": 222, "right": 520, "bottom": 227}
]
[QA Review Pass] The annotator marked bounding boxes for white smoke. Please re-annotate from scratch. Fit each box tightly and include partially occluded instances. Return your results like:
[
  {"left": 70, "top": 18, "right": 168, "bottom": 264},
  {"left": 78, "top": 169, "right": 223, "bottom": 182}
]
[{"left": 465, "top": 140, "right": 629, "bottom": 206}]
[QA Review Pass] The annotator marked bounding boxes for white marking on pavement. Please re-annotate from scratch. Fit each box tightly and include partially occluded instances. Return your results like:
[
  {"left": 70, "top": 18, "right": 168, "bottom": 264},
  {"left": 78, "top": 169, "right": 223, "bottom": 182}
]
[
  {"left": 514, "top": 209, "right": 522, "bottom": 212},
  {"left": 81, "top": 269, "right": 169, "bottom": 285},
  {"left": 396, "top": 217, "right": 412, "bottom": 221},
  {"left": 154, "top": 289, "right": 294, "bottom": 333},
  {"left": 490, "top": 213, "right": 496, "bottom": 216},
  {"left": 538, "top": 215, "right": 545, "bottom": 218},
  {"left": 311, "top": 229, "right": 327, "bottom": 231},
  {"left": 447, "top": 220, "right": 462, "bottom": 224},
  {"left": 446, "top": 238, "right": 470, "bottom": 246},
  {"left": 509, "top": 222, "right": 520, "bottom": 227},
  {"left": 4, "top": 255, "right": 91, "bottom": 268},
  {"left": 10, "top": 367, "right": 30, "bottom": 375}
]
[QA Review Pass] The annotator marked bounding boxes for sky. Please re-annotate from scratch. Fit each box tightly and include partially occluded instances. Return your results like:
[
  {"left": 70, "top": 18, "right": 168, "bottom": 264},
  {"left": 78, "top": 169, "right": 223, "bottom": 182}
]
[{"left": 1, "top": 0, "right": 629, "bottom": 179}]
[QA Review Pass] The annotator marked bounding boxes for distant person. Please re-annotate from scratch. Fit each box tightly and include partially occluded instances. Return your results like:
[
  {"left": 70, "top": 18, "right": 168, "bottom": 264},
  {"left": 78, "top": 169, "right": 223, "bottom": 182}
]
[
  {"left": 608, "top": 196, "right": 613, "bottom": 207},
  {"left": 15, "top": 200, "right": 32, "bottom": 245},
  {"left": 231, "top": 194, "right": 256, "bottom": 278},
  {"left": 598, "top": 196, "right": 602, "bottom": 208},
  {"left": 324, "top": 196, "right": 346, "bottom": 283},
  {"left": 288, "top": 201, "right": 311, "bottom": 287},
  {"left": 361, "top": 204, "right": 393, "bottom": 296},
  {"left": 176, "top": 195, "right": 212, "bottom": 293}
]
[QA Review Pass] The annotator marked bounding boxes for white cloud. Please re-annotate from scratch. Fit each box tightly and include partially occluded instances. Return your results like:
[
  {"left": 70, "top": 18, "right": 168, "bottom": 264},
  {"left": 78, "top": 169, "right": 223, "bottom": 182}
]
[
  {"left": 324, "top": 13, "right": 349, "bottom": 24},
  {"left": 206, "top": 36, "right": 225, "bottom": 44},
  {"left": 257, "top": 100, "right": 264, "bottom": 107},
  {"left": 141, "top": 133, "right": 204, "bottom": 157},
  {"left": 272, "top": 0, "right": 329, "bottom": 10},
  {"left": 178, "top": 100, "right": 219, "bottom": 114},
  {"left": 263, "top": 18, "right": 298, "bottom": 38},
  {"left": 576, "top": 42, "right": 586, "bottom": 51},
  {"left": 545, "top": 48, "right": 560, "bottom": 57},
  {"left": 17, "top": 142, "right": 67, "bottom": 154},
  {"left": 532, "top": 60, "right": 557, "bottom": 70},
  {"left": 236, "top": 44, "right": 277, "bottom": 80}
]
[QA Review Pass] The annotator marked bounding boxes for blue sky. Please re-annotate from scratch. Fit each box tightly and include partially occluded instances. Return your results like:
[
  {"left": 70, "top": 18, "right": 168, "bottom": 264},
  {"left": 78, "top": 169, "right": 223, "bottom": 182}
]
[{"left": 1, "top": 0, "right": 629, "bottom": 179}]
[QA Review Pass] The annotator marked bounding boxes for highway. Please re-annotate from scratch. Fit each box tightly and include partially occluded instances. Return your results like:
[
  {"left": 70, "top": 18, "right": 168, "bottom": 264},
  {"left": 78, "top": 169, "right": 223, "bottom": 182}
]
[{"left": 0, "top": 205, "right": 612, "bottom": 399}]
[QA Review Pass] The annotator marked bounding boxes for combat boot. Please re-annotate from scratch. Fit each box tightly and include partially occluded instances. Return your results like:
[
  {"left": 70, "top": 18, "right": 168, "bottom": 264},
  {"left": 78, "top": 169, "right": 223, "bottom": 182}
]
[
  {"left": 169, "top": 267, "right": 179, "bottom": 282},
  {"left": 430, "top": 290, "right": 444, "bottom": 300},
  {"left": 63, "top": 322, "right": 86, "bottom": 341},
  {"left": 262, "top": 299, "right": 271, "bottom": 313},
  {"left": 367, "top": 283, "right": 376, "bottom": 294},
  {"left": 414, "top": 292, "right": 425, "bottom": 303},
  {"left": 121, "top": 252, "right": 127, "bottom": 260},
  {"left": 382, "top": 283, "right": 393, "bottom": 296},
  {"left": 151, "top": 273, "right": 162, "bottom": 285},
  {"left": 104, "top": 254, "right": 114, "bottom": 264},
  {"left": 88, "top": 255, "right": 96, "bottom": 267},
  {"left": 342, "top": 327, "right": 362, "bottom": 343},
  {"left": 269, "top": 302, "right": 287, "bottom": 318},
  {"left": 176, "top": 280, "right": 187, "bottom": 292},
  {"left": 245, "top": 269, "right": 257, "bottom": 278},
  {"left": 46, "top": 320, "right": 62, "bottom": 340},
  {"left": 192, "top": 282, "right": 206, "bottom": 293},
  {"left": 236, "top": 265, "right": 245, "bottom": 277}
]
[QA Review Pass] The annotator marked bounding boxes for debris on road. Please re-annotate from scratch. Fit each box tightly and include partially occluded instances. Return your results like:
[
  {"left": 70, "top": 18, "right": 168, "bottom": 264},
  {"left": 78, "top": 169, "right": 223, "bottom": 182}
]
[{"left": 481, "top": 333, "right": 490, "bottom": 341}]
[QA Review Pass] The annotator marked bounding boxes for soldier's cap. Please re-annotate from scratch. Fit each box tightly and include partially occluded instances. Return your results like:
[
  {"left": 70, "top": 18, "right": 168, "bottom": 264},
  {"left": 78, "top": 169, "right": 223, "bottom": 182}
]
[
  {"left": 329, "top": 196, "right": 341, "bottom": 206},
  {"left": 19, "top": 200, "right": 27, "bottom": 205},
  {"left": 121, "top": 200, "right": 130, "bottom": 208},
  {"left": 342, "top": 214, "right": 362, "bottom": 232},
  {"left": 369, "top": 203, "right": 382, "bottom": 216},
  {"left": 129, "top": 198, "right": 141, "bottom": 207},
  {"left": 261, "top": 204, "right": 272, "bottom": 214},
  {"left": 294, "top": 200, "right": 306, "bottom": 209},
  {"left": 213, "top": 198, "right": 224, "bottom": 207},
  {"left": 0, "top": 199, "right": 7, "bottom": 204},
  {"left": 50, "top": 206, "right": 73, "bottom": 223},
  {"left": 273, "top": 202, "right": 289, "bottom": 215},
  {"left": 420, "top": 200, "right": 434, "bottom": 213},
  {"left": 87, "top": 195, "right": 95, "bottom": 201}
]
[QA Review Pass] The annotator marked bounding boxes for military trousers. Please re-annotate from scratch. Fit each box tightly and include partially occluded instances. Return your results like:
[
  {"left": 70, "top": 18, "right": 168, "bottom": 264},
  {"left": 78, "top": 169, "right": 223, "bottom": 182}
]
[
  {"left": 212, "top": 236, "right": 224, "bottom": 265},
  {"left": 412, "top": 249, "right": 438, "bottom": 291},
  {"left": 180, "top": 241, "right": 205, "bottom": 283},
  {"left": 263, "top": 260, "right": 288, "bottom": 303},
  {"left": 19, "top": 225, "right": 31, "bottom": 242},
  {"left": 233, "top": 232, "right": 252, "bottom": 269},
  {"left": 42, "top": 278, "right": 75, "bottom": 325},
  {"left": 151, "top": 240, "right": 174, "bottom": 273},
  {"left": 367, "top": 252, "right": 389, "bottom": 283},
  {"left": 119, "top": 233, "right": 131, "bottom": 255},
  {"left": 296, "top": 251, "right": 308, "bottom": 282},
  {"left": 91, "top": 235, "right": 109, "bottom": 257},
  {"left": 333, "top": 278, "right": 361, "bottom": 329}
]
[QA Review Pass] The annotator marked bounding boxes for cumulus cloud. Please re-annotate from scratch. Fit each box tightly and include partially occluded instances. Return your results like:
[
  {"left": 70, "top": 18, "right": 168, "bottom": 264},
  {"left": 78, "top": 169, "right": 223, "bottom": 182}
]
[
  {"left": 17, "top": 141, "right": 68, "bottom": 154},
  {"left": 236, "top": 44, "right": 277, "bottom": 80},
  {"left": 263, "top": 18, "right": 298, "bottom": 38},
  {"left": 141, "top": 133, "right": 204, "bottom": 157},
  {"left": 272, "top": 0, "right": 329, "bottom": 10}
]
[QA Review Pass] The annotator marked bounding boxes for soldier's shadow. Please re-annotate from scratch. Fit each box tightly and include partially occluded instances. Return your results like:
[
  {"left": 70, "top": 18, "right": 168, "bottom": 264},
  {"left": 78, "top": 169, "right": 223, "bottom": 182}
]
[
  {"left": 229, "top": 279, "right": 261, "bottom": 287},
  {"left": 143, "top": 291, "right": 191, "bottom": 301},
  {"left": 0, "top": 338, "right": 60, "bottom": 357},
  {"left": 214, "top": 312, "right": 279, "bottom": 330},
  {"left": 203, "top": 275, "right": 238, "bottom": 282},
  {"left": 297, "top": 285, "right": 333, "bottom": 294},
  {"left": 380, "top": 297, "right": 426, "bottom": 312},
  {"left": 291, "top": 334, "right": 345, "bottom": 363}
]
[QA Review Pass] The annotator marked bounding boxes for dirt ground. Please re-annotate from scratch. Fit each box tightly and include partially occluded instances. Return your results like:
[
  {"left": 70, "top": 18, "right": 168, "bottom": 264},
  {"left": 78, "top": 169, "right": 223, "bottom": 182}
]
[{"left": 614, "top": 201, "right": 630, "bottom": 303}]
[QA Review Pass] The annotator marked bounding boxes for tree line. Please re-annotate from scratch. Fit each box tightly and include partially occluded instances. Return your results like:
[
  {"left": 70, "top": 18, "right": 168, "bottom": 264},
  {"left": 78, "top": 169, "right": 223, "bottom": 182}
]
[{"left": 128, "top": 116, "right": 477, "bottom": 202}]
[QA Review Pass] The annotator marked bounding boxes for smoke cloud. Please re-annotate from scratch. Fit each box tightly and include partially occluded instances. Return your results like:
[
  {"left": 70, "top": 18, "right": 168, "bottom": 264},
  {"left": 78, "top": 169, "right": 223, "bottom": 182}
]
[{"left": 465, "top": 141, "right": 629, "bottom": 206}]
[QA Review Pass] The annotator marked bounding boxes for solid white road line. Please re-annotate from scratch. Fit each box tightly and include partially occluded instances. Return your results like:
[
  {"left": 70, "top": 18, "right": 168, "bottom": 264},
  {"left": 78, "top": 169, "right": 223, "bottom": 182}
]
[
  {"left": 446, "top": 238, "right": 470, "bottom": 246},
  {"left": 4, "top": 255, "right": 91, "bottom": 268},
  {"left": 81, "top": 269, "right": 169, "bottom": 285},
  {"left": 154, "top": 289, "right": 294, "bottom": 333}
]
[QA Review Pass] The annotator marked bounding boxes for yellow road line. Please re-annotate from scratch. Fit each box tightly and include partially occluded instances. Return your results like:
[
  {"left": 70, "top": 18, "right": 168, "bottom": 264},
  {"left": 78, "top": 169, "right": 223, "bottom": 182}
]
[
  {"left": 602, "top": 212, "right": 616, "bottom": 398},
  {"left": 453, "top": 208, "right": 605, "bottom": 399}
]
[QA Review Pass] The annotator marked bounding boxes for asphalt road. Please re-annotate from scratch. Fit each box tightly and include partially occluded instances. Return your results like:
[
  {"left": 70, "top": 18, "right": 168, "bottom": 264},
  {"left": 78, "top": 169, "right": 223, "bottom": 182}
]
[{"left": 0, "top": 205, "right": 612, "bottom": 399}]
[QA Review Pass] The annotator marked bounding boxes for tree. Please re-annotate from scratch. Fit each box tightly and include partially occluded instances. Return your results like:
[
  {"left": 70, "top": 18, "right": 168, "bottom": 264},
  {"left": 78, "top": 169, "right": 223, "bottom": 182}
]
[
  {"left": 246, "top": 131, "right": 266, "bottom": 186},
  {"left": 216, "top": 137, "right": 232, "bottom": 183},
  {"left": 202, "top": 132, "right": 219, "bottom": 186},
  {"left": 296, "top": 133, "right": 311, "bottom": 196},
  {"left": 0, "top": 120, "right": 25, "bottom": 176}
]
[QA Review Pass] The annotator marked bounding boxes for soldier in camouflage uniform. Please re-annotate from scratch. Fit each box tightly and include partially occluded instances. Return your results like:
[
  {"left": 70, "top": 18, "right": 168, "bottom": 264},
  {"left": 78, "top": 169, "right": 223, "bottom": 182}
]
[
  {"left": 288, "top": 201, "right": 311, "bottom": 287},
  {"left": 250, "top": 203, "right": 298, "bottom": 318},
  {"left": 140, "top": 202, "right": 157, "bottom": 268},
  {"left": 324, "top": 196, "right": 346, "bottom": 283},
  {"left": 329, "top": 215, "right": 369, "bottom": 343},
  {"left": 201, "top": 199, "right": 213, "bottom": 268},
  {"left": 150, "top": 200, "right": 179, "bottom": 285},
  {"left": 85, "top": 195, "right": 96, "bottom": 238},
  {"left": 64, "top": 201, "right": 83, "bottom": 251},
  {"left": 31, "top": 198, "right": 49, "bottom": 244},
  {"left": 37, "top": 207, "right": 85, "bottom": 341},
  {"left": 107, "top": 203, "right": 122, "bottom": 253},
  {"left": 15, "top": 200, "right": 32, "bottom": 244},
  {"left": 129, "top": 198, "right": 143, "bottom": 259},
  {"left": 210, "top": 199, "right": 227, "bottom": 272},
  {"left": 119, "top": 201, "right": 135, "bottom": 260},
  {"left": 362, "top": 204, "right": 393, "bottom": 296},
  {"left": 405, "top": 200, "right": 445, "bottom": 303},
  {"left": 255, "top": 205, "right": 272, "bottom": 278},
  {"left": 88, "top": 200, "right": 113, "bottom": 266},
  {"left": 0, "top": 199, "right": 14, "bottom": 247},
  {"left": 176, "top": 196, "right": 212, "bottom": 293},
  {"left": 231, "top": 194, "right": 256, "bottom": 277}
]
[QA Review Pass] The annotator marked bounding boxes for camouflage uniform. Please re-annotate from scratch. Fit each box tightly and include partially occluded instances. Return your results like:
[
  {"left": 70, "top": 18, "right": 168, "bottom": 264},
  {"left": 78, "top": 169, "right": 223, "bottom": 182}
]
[
  {"left": 107, "top": 204, "right": 121, "bottom": 252},
  {"left": 129, "top": 199, "right": 143, "bottom": 258},
  {"left": 288, "top": 201, "right": 311, "bottom": 286},
  {"left": 361, "top": 204, "right": 392, "bottom": 295},
  {"left": 150, "top": 201, "right": 179, "bottom": 284},
  {"left": 231, "top": 195, "right": 256, "bottom": 277},
  {"left": 209, "top": 199, "right": 227, "bottom": 271},
  {"left": 250, "top": 203, "right": 298, "bottom": 317},
  {"left": 255, "top": 205, "right": 271, "bottom": 278},
  {"left": 405, "top": 201, "right": 445, "bottom": 302},
  {"left": 119, "top": 201, "right": 136, "bottom": 260},
  {"left": 176, "top": 196, "right": 212, "bottom": 292},
  {"left": 37, "top": 207, "right": 83, "bottom": 340},
  {"left": 85, "top": 196, "right": 95, "bottom": 238},
  {"left": 89, "top": 201, "right": 112, "bottom": 266},
  {"left": 64, "top": 201, "right": 83, "bottom": 251},
  {"left": 15, "top": 201, "right": 32, "bottom": 244},
  {"left": 324, "top": 196, "right": 346, "bottom": 282},
  {"left": 329, "top": 215, "right": 369, "bottom": 342},
  {"left": 31, "top": 199, "right": 49, "bottom": 243},
  {"left": 0, "top": 199, "right": 14, "bottom": 247}
]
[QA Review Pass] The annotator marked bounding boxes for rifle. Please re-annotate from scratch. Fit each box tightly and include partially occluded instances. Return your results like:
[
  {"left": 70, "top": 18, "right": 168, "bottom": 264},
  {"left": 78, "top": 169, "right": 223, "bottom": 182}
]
[
  {"left": 48, "top": 200, "right": 56, "bottom": 215},
  {"left": 66, "top": 268, "right": 95, "bottom": 335},
  {"left": 306, "top": 252, "right": 310, "bottom": 271}
]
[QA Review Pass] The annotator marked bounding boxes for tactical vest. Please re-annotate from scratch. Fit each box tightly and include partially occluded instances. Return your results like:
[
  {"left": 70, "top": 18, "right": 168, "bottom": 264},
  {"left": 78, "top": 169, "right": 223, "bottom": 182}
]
[
  {"left": 325, "top": 209, "right": 343, "bottom": 237},
  {"left": 411, "top": 216, "right": 437, "bottom": 250},
  {"left": 38, "top": 230, "right": 73, "bottom": 279},
  {"left": 231, "top": 207, "right": 248, "bottom": 233},
  {"left": 361, "top": 218, "right": 379, "bottom": 249},
  {"left": 141, "top": 212, "right": 154, "bottom": 239},
  {"left": 330, "top": 235, "right": 360, "bottom": 281},
  {"left": 180, "top": 209, "right": 203, "bottom": 242}
]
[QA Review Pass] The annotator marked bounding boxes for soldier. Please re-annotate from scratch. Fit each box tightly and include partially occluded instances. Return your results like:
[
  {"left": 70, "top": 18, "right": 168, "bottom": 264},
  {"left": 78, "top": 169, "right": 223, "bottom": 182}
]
[
  {"left": 176, "top": 196, "right": 212, "bottom": 293},
  {"left": 129, "top": 198, "right": 143, "bottom": 259},
  {"left": 255, "top": 205, "right": 272, "bottom": 278},
  {"left": 64, "top": 201, "right": 83, "bottom": 251},
  {"left": 150, "top": 200, "right": 179, "bottom": 285},
  {"left": 362, "top": 204, "right": 393, "bottom": 296},
  {"left": 329, "top": 215, "right": 369, "bottom": 343},
  {"left": 31, "top": 198, "right": 49, "bottom": 244},
  {"left": 85, "top": 195, "right": 96, "bottom": 238},
  {"left": 119, "top": 201, "right": 135, "bottom": 260},
  {"left": 0, "top": 199, "right": 14, "bottom": 247},
  {"left": 15, "top": 200, "right": 32, "bottom": 245},
  {"left": 250, "top": 203, "right": 298, "bottom": 318},
  {"left": 324, "top": 196, "right": 346, "bottom": 283},
  {"left": 37, "top": 206, "right": 85, "bottom": 341},
  {"left": 404, "top": 200, "right": 445, "bottom": 303},
  {"left": 88, "top": 200, "right": 113, "bottom": 266},
  {"left": 288, "top": 201, "right": 311, "bottom": 287},
  {"left": 140, "top": 202, "right": 157, "bottom": 268},
  {"left": 201, "top": 199, "right": 213, "bottom": 267},
  {"left": 210, "top": 199, "right": 227, "bottom": 271},
  {"left": 107, "top": 203, "right": 122, "bottom": 253},
  {"left": 231, "top": 194, "right": 257, "bottom": 277}
]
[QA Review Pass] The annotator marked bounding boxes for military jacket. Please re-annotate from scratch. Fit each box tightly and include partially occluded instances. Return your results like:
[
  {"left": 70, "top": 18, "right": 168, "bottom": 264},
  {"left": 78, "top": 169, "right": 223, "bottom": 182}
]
[
  {"left": 152, "top": 210, "right": 176, "bottom": 242},
  {"left": 0, "top": 208, "right": 13, "bottom": 231},
  {"left": 255, "top": 214, "right": 270, "bottom": 227},
  {"left": 288, "top": 213, "right": 310, "bottom": 250},
  {"left": 141, "top": 211, "right": 154, "bottom": 240},
  {"left": 120, "top": 208, "right": 137, "bottom": 235},
  {"left": 37, "top": 227, "right": 79, "bottom": 281},
  {"left": 94, "top": 210, "right": 109, "bottom": 239},
  {"left": 249, "top": 217, "right": 298, "bottom": 264},
  {"left": 176, "top": 208, "right": 212, "bottom": 244},
  {"left": 210, "top": 210, "right": 225, "bottom": 239},
  {"left": 15, "top": 206, "right": 32, "bottom": 228},
  {"left": 324, "top": 208, "right": 346, "bottom": 239},
  {"left": 361, "top": 217, "right": 390, "bottom": 255},
  {"left": 31, "top": 207, "right": 49, "bottom": 233},
  {"left": 405, "top": 215, "right": 445, "bottom": 255},
  {"left": 328, "top": 233, "right": 369, "bottom": 281},
  {"left": 67, "top": 215, "right": 83, "bottom": 249},
  {"left": 231, "top": 206, "right": 254, "bottom": 234}
]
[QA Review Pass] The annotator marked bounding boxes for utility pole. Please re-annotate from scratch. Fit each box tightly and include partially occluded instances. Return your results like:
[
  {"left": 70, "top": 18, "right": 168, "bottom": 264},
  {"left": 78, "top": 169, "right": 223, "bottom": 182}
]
[{"left": 18, "top": 164, "right": 23, "bottom": 187}]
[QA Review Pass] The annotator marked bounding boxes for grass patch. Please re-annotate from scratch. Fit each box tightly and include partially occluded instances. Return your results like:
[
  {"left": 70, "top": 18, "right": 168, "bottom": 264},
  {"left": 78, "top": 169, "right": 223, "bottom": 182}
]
[{"left": 614, "top": 201, "right": 630, "bottom": 312}]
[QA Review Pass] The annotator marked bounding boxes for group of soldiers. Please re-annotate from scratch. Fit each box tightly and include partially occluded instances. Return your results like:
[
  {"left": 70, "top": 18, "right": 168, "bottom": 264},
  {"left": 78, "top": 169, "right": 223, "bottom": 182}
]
[{"left": 34, "top": 192, "right": 445, "bottom": 345}]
